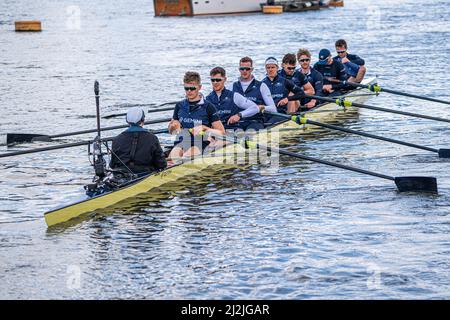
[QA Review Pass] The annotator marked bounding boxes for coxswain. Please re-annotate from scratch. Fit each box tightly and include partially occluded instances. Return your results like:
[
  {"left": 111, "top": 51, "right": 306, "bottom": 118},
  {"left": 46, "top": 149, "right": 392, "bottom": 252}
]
[
  {"left": 168, "top": 71, "right": 225, "bottom": 159},
  {"left": 313, "top": 48, "right": 348, "bottom": 96},
  {"left": 206, "top": 66, "right": 260, "bottom": 130},
  {"left": 297, "top": 48, "right": 323, "bottom": 108},
  {"left": 334, "top": 39, "right": 366, "bottom": 83},
  {"left": 232, "top": 56, "right": 277, "bottom": 129},
  {"left": 262, "top": 57, "right": 305, "bottom": 124},
  {"left": 109, "top": 107, "right": 167, "bottom": 175}
]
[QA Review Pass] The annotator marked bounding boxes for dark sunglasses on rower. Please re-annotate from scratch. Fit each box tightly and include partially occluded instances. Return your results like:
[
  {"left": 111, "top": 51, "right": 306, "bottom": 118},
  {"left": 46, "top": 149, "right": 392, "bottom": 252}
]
[
  {"left": 287, "top": 67, "right": 296, "bottom": 70},
  {"left": 210, "top": 78, "right": 224, "bottom": 82},
  {"left": 299, "top": 58, "right": 310, "bottom": 62},
  {"left": 239, "top": 67, "right": 251, "bottom": 71},
  {"left": 184, "top": 86, "right": 197, "bottom": 91},
  {"left": 336, "top": 50, "right": 347, "bottom": 54}
]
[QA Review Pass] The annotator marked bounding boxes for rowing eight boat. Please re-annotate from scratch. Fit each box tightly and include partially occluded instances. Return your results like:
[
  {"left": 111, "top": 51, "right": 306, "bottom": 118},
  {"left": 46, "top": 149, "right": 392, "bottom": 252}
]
[{"left": 44, "top": 77, "right": 377, "bottom": 227}]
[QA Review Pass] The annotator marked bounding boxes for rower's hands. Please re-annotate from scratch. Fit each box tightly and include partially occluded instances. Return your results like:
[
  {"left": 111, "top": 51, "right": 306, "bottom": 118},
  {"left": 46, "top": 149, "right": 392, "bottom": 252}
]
[
  {"left": 168, "top": 119, "right": 181, "bottom": 134},
  {"left": 305, "top": 101, "right": 316, "bottom": 109},
  {"left": 258, "top": 105, "right": 265, "bottom": 113},
  {"left": 227, "top": 114, "right": 241, "bottom": 125},
  {"left": 191, "top": 125, "right": 208, "bottom": 136},
  {"left": 323, "top": 84, "right": 334, "bottom": 93},
  {"left": 277, "top": 98, "right": 289, "bottom": 107},
  {"left": 341, "top": 57, "right": 350, "bottom": 64}
]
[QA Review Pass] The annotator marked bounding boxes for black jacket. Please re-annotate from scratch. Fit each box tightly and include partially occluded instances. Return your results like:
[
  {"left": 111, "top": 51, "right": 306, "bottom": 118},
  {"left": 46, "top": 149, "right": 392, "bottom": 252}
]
[{"left": 110, "top": 130, "right": 167, "bottom": 174}]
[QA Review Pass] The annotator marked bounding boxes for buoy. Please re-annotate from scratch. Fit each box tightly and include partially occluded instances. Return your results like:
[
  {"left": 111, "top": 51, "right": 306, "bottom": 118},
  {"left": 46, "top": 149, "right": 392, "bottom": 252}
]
[
  {"left": 329, "top": 1, "right": 344, "bottom": 7},
  {"left": 15, "top": 21, "right": 42, "bottom": 32},
  {"left": 262, "top": 5, "right": 283, "bottom": 14}
]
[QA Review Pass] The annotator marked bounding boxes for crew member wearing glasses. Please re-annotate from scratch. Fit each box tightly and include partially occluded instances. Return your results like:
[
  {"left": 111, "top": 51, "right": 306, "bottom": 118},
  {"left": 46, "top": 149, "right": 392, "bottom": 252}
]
[
  {"left": 314, "top": 48, "right": 348, "bottom": 96},
  {"left": 168, "top": 71, "right": 225, "bottom": 159},
  {"left": 232, "top": 56, "right": 277, "bottom": 128},
  {"left": 206, "top": 67, "right": 261, "bottom": 130},
  {"left": 278, "top": 53, "right": 315, "bottom": 111},
  {"left": 297, "top": 48, "right": 323, "bottom": 108},
  {"left": 262, "top": 57, "right": 305, "bottom": 123},
  {"left": 333, "top": 39, "right": 366, "bottom": 83}
]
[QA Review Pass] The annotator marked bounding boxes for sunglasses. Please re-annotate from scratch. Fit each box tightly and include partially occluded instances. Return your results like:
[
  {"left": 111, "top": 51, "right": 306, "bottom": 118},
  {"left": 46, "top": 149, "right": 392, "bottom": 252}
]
[
  {"left": 286, "top": 66, "right": 296, "bottom": 70},
  {"left": 299, "top": 58, "right": 310, "bottom": 62},
  {"left": 210, "top": 78, "right": 224, "bottom": 82},
  {"left": 336, "top": 50, "right": 347, "bottom": 54},
  {"left": 239, "top": 67, "right": 252, "bottom": 71},
  {"left": 184, "top": 86, "right": 197, "bottom": 91}
]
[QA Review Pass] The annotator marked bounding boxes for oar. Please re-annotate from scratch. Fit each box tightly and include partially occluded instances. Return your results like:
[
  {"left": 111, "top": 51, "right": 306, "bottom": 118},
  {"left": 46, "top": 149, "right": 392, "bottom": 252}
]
[
  {"left": 344, "top": 81, "right": 450, "bottom": 105},
  {"left": 305, "top": 94, "right": 450, "bottom": 124},
  {"left": 265, "top": 111, "right": 450, "bottom": 158},
  {"left": 102, "top": 106, "right": 175, "bottom": 119},
  {"left": 5, "top": 117, "right": 172, "bottom": 145},
  {"left": 211, "top": 133, "right": 437, "bottom": 193},
  {"left": 0, "top": 129, "right": 169, "bottom": 158}
]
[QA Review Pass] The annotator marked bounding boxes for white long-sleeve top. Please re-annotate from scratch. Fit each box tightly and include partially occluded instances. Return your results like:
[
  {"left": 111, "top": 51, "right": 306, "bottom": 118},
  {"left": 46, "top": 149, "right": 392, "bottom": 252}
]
[{"left": 230, "top": 78, "right": 277, "bottom": 113}]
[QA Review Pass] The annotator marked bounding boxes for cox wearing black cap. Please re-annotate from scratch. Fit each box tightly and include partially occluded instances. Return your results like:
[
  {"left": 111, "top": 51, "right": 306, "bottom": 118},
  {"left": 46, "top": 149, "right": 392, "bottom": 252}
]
[
  {"left": 313, "top": 48, "right": 348, "bottom": 96},
  {"left": 109, "top": 107, "right": 167, "bottom": 175}
]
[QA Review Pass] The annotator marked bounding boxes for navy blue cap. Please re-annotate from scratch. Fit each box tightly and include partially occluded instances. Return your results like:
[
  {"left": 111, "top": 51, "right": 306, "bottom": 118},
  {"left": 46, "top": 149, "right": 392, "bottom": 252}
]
[{"left": 318, "top": 48, "right": 331, "bottom": 65}]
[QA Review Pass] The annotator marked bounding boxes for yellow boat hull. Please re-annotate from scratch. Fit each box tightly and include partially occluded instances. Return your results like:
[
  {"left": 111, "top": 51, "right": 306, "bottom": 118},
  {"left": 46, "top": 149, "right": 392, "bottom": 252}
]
[{"left": 44, "top": 78, "right": 376, "bottom": 227}]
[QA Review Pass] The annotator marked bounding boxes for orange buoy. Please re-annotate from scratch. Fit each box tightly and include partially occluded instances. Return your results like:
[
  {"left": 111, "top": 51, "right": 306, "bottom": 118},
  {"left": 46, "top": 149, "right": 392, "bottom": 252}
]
[
  {"left": 262, "top": 5, "right": 283, "bottom": 14},
  {"left": 15, "top": 21, "right": 42, "bottom": 32},
  {"left": 329, "top": 1, "right": 344, "bottom": 7}
]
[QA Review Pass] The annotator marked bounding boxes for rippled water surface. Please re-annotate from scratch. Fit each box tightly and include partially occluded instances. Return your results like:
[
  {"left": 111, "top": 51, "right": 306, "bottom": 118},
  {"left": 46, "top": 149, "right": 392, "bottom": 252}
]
[{"left": 1, "top": 0, "right": 450, "bottom": 299}]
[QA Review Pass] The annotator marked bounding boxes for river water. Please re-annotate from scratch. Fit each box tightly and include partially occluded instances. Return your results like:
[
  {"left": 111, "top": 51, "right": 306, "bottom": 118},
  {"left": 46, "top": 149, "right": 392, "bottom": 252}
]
[{"left": 1, "top": 0, "right": 449, "bottom": 299}]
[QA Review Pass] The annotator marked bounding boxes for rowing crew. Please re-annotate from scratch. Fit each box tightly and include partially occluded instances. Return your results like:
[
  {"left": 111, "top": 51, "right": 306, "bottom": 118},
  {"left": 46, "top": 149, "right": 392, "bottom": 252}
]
[{"left": 109, "top": 39, "right": 366, "bottom": 174}]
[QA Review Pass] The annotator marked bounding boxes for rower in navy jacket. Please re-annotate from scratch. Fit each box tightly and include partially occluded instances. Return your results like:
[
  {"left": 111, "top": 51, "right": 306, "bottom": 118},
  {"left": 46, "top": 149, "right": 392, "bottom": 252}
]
[
  {"left": 297, "top": 48, "right": 323, "bottom": 108},
  {"left": 262, "top": 57, "right": 305, "bottom": 124},
  {"left": 314, "top": 48, "right": 348, "bottom": 97},
  {"left": 333, "top": 39, "right": 366, "bottom": 83},
  {"left": 110, "top": 107, "right": 167, "bottom": 175},
  {"left": 278, "top": 53, "right": 315, "bottom": 112},
  {"left": 232, "top": 56, "right": 277, "bottom": 130},
  {"left": 206, "top": 66, "right": 260, "bottom": 131},
  {"left": 168, "top": 71, "right": 225, "bottom": 159}
]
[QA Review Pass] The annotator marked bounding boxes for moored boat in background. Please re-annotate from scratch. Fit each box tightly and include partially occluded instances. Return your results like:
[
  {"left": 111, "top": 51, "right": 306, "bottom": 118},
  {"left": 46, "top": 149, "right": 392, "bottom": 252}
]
[
  {"left": 153, "top": 0, "right": 262, "bottom": 16},
  {"left": 153, "top": 0, "right": 342, "bottom": 16}
]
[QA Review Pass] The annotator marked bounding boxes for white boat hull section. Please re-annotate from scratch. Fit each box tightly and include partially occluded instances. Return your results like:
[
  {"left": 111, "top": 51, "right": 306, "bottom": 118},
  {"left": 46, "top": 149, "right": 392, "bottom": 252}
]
[{"left": 192, "top": 0, "right": 262, "bottom": 15}]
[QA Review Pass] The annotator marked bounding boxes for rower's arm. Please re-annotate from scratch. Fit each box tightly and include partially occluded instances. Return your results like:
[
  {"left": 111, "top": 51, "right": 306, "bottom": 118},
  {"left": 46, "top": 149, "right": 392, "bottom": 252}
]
[
  {"left": 331, "top": 62, "right": 348, "bottom": 90},
  {"left": 232, "top": 92, "right": 259, "bottom": 118},
  {"left": 168, "top": 119, "right": 181, "bottom": 133},
  {"left": 260, "top": 82, "right": 277, "bottom": 113},
  {"left": 168, "top": 103, "right": 182, "bottom": 133},
  {"left": 313, "top": 72, "right": 324, "bottom": 96},
  {"left": 209, "top": 120, "right": 226, "bottom": 135},
  {"left": 285, "top": 79, "right": 306, "bottom": 101},
  {"left": 349, "top": 54, "right": 365, "bottom": 66},
  {"left": 302, "top": 82, "right": 315, "bottom": 96}
]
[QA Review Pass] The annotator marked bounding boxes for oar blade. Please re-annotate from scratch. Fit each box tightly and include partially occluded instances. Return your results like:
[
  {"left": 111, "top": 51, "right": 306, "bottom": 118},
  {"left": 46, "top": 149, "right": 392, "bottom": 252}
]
[
  {"left": 438, "top": 149, "right": 450, "bottom": 158},
  {"left": 6, "top": 133, "right": 48, "bottom": 145},
  {"left": 394, "top": 176, "right": 438, "bottom": 193}
]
